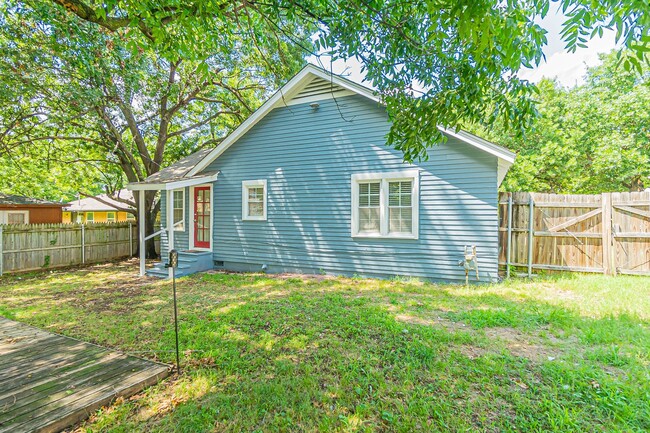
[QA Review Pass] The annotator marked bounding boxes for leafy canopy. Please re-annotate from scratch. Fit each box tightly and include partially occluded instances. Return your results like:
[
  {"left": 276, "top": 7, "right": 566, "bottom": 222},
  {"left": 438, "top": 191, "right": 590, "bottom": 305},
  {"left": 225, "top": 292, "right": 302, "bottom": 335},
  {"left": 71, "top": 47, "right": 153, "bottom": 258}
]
[
  {"left": 43, "top": 0, "right": 650, "bottom": 161},
  {"left": 474, "top": 50, "right": 650, "bottom": 193},
  {"left": 0, "top": 1, "right": 308, "bottom": 202}
]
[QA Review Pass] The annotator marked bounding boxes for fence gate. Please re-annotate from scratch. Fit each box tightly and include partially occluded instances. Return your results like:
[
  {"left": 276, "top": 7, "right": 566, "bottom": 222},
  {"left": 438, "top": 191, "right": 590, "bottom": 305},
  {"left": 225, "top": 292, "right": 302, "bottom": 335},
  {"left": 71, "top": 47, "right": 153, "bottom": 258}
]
[
  {"left": 611, "top": 192, "right": 650, "bottom": 275},
  {"left": 499, "top": 191, "right": 650, "bottom": 276}
]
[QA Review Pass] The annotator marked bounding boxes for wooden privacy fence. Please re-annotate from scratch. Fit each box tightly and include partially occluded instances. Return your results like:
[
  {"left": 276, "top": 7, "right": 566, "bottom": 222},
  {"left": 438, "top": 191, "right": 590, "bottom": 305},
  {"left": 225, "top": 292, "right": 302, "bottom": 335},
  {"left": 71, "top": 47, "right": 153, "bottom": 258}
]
[
  {"left": 499, "top": 191, "right": 650, "bottom": 276},
  {"left": 0, "top": 222, "right": 137, "bottom": 275}
]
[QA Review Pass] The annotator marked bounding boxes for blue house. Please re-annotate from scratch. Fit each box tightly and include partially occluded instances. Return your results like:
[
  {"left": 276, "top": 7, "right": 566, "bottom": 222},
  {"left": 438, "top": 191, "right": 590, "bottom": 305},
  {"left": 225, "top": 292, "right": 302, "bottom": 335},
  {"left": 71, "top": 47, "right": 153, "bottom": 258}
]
[{"left": 128, "top": 65, "right": 515, "bottom": 283}]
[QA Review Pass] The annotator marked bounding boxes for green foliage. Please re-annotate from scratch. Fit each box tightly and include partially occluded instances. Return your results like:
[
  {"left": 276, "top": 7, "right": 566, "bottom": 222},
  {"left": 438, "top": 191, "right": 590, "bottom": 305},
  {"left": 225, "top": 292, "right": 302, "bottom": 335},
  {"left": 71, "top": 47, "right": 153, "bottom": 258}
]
[
  {"left": 2, "top": 0, "right": 650, "bottom": 198},
  {"left": 0, "top": 1, "right": 308, "bottom": 201},
  {"left": 34, "top": 0, "right": 650, "bottom": 162},
  {"left": 473, "top": 50, "right": 650, "bottom": 193}
]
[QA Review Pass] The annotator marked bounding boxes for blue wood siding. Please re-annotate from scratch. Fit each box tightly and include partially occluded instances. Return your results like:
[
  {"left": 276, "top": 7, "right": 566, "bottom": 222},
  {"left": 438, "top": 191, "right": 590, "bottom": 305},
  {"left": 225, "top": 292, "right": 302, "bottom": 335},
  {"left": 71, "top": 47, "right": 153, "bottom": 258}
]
[
  {"left": 160, "top": 189, "right": 190, "bottom": 254},
  {"left": 167, "top": 94, "right": 499, "bottom": 282}
]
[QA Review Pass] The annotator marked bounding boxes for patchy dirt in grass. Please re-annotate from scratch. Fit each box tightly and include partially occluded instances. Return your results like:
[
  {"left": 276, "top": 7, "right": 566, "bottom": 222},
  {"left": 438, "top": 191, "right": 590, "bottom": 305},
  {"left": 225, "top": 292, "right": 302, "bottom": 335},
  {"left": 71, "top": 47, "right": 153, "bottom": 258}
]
[
  {"left": 391, "top": 310, "right": 580, "bottom": 363},
  {"left": 484, "top": 327, "right": 576, "bottom": 363},
  {"left": 394, "top": 312, "right": 470, "bottom": 333},
  {"left": 455, "top": 344, "right": 494, "bottom": 359}
]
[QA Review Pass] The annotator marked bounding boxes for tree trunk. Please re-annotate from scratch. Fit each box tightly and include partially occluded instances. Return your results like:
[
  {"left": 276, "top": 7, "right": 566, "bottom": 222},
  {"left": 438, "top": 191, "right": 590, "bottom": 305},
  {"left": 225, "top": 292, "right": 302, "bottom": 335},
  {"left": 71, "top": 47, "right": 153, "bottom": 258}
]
[
  {"left": 134, "top": 190, "right": 160, "bottom": 259},
  {"left": 145, "top": 209, "right": 158, "bottom": 259}
]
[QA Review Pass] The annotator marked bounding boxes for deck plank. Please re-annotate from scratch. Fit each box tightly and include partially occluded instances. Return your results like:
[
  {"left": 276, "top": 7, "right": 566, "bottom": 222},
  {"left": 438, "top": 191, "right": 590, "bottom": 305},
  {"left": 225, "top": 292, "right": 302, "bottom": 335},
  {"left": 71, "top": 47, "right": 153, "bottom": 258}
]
[{"left": 0, "top": 317, "right": 170, "bottom": 433}]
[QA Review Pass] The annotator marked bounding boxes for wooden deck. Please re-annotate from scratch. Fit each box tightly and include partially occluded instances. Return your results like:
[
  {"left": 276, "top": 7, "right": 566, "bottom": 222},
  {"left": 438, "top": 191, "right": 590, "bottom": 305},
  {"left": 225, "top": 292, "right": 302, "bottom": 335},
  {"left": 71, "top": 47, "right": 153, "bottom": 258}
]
[{"left": 0, "top": 317, "right": 170, "bottom": 433}]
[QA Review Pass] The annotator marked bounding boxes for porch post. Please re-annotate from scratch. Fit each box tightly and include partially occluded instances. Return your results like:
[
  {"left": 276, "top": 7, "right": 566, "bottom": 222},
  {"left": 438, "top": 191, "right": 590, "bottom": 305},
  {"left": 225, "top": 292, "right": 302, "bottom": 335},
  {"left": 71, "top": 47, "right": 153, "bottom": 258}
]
[
  {"left": 166, "top": 189, "right": 174, "bottom": 279},
  {"left": 139, "top": 190, "right": 146, "bottom": 277}
]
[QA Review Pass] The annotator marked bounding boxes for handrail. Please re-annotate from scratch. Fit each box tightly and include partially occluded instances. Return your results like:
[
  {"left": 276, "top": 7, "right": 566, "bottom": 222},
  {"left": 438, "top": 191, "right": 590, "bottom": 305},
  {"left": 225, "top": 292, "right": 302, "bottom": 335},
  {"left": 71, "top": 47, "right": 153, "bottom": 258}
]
[
  {"left": 143, "top": 220, "right": 183, "bottom": 241},
  {"left": 145, "top": 227, "right": 166, "bottom": 241}
]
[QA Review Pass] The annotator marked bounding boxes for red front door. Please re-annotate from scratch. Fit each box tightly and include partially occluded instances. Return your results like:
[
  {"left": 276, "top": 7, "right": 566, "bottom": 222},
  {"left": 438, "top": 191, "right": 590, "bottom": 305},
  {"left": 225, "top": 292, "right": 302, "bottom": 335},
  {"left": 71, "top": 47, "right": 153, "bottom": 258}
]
[{"left": 194, "top": 186, "right": 211, "bottom": 249}]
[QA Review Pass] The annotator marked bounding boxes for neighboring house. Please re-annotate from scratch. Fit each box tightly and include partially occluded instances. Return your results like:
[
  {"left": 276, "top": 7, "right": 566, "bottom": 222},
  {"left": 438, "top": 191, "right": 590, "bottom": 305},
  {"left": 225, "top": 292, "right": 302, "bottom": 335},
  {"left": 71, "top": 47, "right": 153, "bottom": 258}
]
[
  {"left": 63, "top": 190, "right": 135, "bottom": 224},
  {"left": 0, "top": 194, "right": 64, "bottom": 224},
  {"left": 128, "top": 65, "right": 515, "bottom": 283}
]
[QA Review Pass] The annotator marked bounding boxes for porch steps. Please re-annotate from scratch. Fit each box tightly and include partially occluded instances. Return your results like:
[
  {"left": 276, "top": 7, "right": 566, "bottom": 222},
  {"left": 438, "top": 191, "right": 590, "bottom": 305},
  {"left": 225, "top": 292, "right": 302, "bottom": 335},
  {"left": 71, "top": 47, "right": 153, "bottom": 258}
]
[{"left": 146, "top": 250, "right": 213, "bottom": 278}]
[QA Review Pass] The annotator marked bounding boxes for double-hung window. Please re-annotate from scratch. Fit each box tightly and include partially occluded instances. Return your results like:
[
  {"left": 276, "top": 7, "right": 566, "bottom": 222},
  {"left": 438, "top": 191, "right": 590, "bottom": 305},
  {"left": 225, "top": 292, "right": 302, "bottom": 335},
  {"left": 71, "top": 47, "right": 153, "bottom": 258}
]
[
  {"left": 107, "top": 212, "right": 116, "bottom": 223},
  {"left": 172, "top": 189, "right": 185, "bottom": 231},
  {"left": 242, "top": 180, "right": 267, "bottom": 221},
  {"left": 351, "top": 170, "right": 419, "bottom": 239}
]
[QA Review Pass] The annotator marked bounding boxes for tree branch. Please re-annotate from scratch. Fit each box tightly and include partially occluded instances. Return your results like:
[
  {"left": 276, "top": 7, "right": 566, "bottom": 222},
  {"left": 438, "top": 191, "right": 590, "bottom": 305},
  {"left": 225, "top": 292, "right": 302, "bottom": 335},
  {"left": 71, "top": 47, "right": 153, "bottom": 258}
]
[{"left": 167, "top": 111, "right": 240, "bottom": 138}]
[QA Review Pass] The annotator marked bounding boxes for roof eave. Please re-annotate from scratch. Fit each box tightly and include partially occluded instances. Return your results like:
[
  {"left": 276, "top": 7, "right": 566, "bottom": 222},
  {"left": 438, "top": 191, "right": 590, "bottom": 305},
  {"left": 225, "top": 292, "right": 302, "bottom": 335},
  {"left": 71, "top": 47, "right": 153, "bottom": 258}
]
[{"left": 126, "top": 171, "right": 220, "bottom": 191}]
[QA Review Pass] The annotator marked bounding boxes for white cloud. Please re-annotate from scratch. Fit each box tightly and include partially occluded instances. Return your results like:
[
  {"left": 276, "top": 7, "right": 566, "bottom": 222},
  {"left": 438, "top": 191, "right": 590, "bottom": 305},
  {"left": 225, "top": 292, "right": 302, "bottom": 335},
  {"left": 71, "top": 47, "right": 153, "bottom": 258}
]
[{"left": 518, "top": 31, "right": 617, "bottom": 87}]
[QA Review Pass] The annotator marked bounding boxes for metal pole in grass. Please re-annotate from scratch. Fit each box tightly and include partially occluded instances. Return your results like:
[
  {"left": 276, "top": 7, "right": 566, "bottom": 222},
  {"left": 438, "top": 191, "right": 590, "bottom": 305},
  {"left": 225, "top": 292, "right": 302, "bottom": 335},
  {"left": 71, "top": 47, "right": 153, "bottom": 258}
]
[{"left": 165, "top": 249, "right": 181, "bottom": 374}]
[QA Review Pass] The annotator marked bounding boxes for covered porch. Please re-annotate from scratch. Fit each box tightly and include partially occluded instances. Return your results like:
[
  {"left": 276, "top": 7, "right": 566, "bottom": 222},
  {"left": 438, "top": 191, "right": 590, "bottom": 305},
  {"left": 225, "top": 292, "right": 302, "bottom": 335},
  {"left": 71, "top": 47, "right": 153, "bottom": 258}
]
[{"left": 127, "top": 170, "right": 219, "bottom": 278}]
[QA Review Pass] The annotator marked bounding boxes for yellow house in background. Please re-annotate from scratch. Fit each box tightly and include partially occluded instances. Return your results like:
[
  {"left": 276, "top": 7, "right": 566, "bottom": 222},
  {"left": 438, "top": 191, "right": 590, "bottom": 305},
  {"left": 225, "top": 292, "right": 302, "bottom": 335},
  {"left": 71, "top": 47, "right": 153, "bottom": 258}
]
[{"left": 63, "top": 190, "right": 136, "bottom": 224}]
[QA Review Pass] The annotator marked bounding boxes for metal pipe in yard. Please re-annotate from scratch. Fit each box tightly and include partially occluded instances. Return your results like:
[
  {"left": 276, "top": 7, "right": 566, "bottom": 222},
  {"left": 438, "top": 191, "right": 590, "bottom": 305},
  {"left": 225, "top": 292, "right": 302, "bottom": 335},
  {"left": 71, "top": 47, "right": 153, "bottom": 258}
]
[
  {"left": 527, "top": 195, "right": 534, "bottom": 278},
  {"left": 506, "top": 193, "right": 513, "bottom": 279},
  {"left": 172, "top": 266, "right": 180, "bottom": 374}
]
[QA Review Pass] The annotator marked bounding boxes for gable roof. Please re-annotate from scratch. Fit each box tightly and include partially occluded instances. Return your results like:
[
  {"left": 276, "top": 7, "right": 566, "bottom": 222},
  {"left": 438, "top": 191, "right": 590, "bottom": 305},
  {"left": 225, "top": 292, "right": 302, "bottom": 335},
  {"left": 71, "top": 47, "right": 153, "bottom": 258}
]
[
  {"left": 186, "top": 64, "right": 515, "bottom": 182},
  {"left": 186, "top": 65, "right": 382, "bottom": 177},
  {"left": 64, "top": 189, "right": 134, "bottom": 212},
  {"left": 0, "top": 193, "right": 63, "bottom": 206}
]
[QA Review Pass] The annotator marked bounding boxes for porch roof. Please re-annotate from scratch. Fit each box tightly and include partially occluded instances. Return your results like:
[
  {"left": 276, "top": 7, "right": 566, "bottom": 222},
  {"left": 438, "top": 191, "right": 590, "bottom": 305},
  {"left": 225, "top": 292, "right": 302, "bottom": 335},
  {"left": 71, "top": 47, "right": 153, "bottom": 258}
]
[
  {"left": 126, "top": 149, "right": 219, "bottom": 191},
  {"left": 127, "top": 170, "right": 220, "bottom": 191}
]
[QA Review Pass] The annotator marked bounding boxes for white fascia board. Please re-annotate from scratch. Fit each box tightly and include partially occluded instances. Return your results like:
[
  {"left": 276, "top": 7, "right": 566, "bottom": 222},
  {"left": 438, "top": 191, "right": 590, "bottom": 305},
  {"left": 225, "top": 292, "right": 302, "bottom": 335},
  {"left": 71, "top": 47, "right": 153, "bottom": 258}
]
[
  {"left": 187, "top": 65, "right": 381, "bottom": 177},
  {"left": 127, "top": 172, "right": 220, "bottom": 191},
  {"left": 439, "top": 127, "right": 516, "bottom": 164}
]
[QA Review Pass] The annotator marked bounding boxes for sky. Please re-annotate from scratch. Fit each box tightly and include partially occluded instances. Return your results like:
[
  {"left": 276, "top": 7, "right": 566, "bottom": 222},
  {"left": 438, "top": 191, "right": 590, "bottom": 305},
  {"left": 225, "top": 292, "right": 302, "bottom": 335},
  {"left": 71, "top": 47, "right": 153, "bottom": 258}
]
[{"left": 308, "top": 5, "right": 618, "bottom": 88}]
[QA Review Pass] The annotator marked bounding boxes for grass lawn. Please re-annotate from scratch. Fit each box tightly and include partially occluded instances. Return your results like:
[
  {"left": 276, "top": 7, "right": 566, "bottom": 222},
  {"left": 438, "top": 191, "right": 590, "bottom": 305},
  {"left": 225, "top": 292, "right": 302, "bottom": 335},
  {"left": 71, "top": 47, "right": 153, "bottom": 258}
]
[{"left": 1, "top": 260, "right": 649, "bottom": 432}]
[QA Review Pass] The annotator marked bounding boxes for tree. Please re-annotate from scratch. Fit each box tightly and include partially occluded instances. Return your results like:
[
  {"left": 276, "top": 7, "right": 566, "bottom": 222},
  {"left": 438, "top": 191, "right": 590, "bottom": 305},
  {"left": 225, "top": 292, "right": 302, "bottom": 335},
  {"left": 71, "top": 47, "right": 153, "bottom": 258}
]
[
  {"left": 0, "top": 2, "right": 307, "bottom": 256},
  {"left": 40, "top": 0, "right": 650, "bottom": 161},
  {"left": 474, "top": 50, "right": 650, "bottom": 193}
]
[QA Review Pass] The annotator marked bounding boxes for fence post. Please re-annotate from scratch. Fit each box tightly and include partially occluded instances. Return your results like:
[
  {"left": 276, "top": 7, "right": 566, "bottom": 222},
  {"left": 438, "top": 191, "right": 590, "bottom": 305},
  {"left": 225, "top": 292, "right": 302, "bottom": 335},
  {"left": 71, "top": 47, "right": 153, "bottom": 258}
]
[
  {"left": 506, "top": 193, "right": 513, "bottom": 279},
  {"left": 0, "top": 225, "right": 3, "bottom": 276},
  {"left": 601, "top": 193, "right": 614, "bottom": 276},
  {"left": 527, "top": 194, "right": 534, "bottom": 278},
  {"left": 129, "top": 222, "right": 133, "bottom": 257},
  {"left": 81, "top": 224, "right": 85, "bottom": 264}
]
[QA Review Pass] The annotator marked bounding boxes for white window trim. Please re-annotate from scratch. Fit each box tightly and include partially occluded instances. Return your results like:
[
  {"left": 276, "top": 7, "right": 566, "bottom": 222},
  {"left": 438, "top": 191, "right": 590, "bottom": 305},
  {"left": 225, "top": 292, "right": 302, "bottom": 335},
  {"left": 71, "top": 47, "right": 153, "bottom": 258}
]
[
  {"left": 85, "top": 212, "right": 94, "bottom": 223},
  {"left": 351, "top": 170, "right": 419, "bottom": 239},
  {"left": 172, "top": 189, "right": 185, "bottom": 231},
  {"left": 189, "top": 184, "right": 213, "bottom": 251},
  {"left": 107, "top": 211, "right": 116, "bottom": 222},
  {"left": 242, "top": 179, "right": 268, "bottom": 221}
]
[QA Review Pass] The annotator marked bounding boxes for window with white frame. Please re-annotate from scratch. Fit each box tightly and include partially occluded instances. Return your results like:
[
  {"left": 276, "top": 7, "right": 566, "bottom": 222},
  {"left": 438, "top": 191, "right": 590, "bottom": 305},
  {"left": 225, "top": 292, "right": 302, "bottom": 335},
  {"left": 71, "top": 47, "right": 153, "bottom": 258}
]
[
  {"left": 242, "top": 180, "right": 267, "bottom": 221},
  {"left": 0, "top": 210, "right": 29, "bottom": 224},
  {"left": 107, "top": 212, "right": 116, "bottom": 222},
  {"left": 172, "top": 189, "right": 185, "bottom": 231},
  {"left": 351, "top": 170, "right": 419, "bottom": 239},
  {"left": 85, "top": 212, "right": 94, "bottom": 223}
]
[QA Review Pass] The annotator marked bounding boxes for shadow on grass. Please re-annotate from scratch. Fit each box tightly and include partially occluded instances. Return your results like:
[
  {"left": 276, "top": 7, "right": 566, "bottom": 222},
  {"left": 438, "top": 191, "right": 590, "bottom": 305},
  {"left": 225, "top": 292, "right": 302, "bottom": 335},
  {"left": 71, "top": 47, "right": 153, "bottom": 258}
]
[
  {"left": 2, "top": 268, "right": 650, "bottom": 432},
  {"left": 137, "top": 275, "right": 650, "bottom": 433}
]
